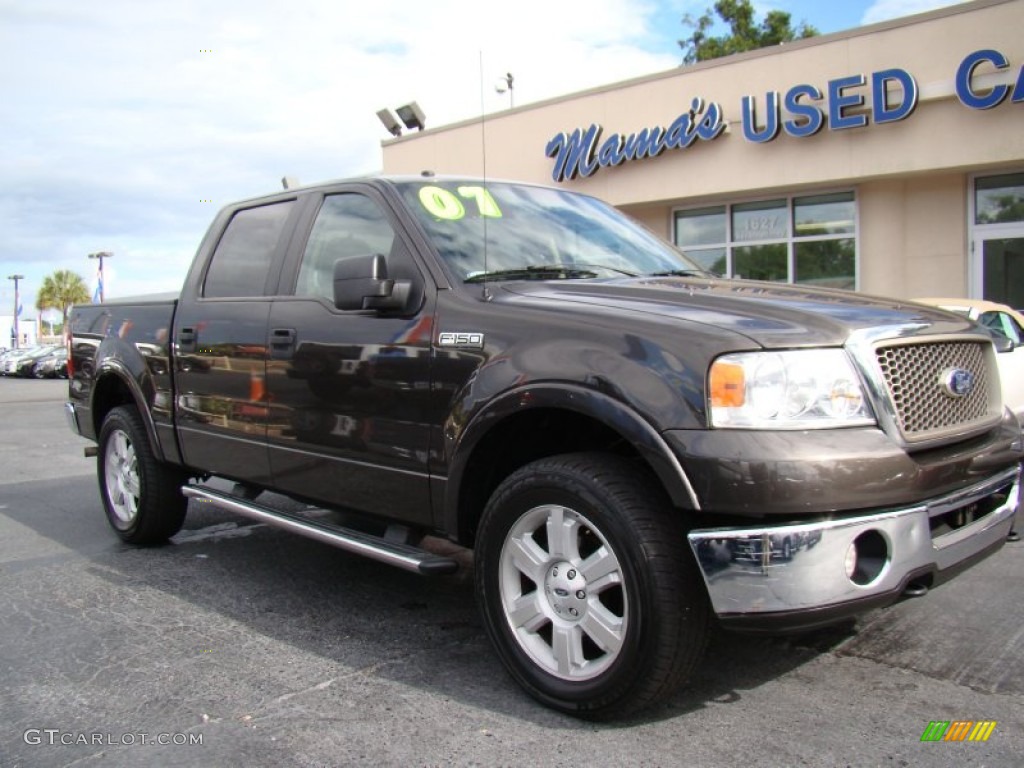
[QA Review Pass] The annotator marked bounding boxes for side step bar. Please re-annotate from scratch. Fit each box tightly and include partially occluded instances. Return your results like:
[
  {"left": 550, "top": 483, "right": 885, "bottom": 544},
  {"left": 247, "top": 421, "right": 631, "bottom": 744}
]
[{"left": 181, "top": 485, "right": 459, "bottom": 576}]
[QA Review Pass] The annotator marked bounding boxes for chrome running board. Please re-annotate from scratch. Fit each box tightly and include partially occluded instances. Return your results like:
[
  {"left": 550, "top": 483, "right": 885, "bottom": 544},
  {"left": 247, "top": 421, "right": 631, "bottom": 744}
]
[{"left": 181, "top": 485, "right": 458, "bottom": 575}]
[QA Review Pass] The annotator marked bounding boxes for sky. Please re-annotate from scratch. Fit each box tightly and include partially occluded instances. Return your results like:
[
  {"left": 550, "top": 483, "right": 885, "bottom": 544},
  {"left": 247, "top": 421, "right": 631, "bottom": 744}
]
[{"left": 0, "top": 0, "right": 971, "bottom": 320}]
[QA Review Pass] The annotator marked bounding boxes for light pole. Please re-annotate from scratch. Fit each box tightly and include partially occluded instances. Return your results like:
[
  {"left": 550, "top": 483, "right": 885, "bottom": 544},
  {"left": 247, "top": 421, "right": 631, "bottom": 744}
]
[
  {"left": 7, "top": 274, "right": 24, "bottom": 349},
  {"left": 88, "top": 251, "right": 113, "bottom": 303}
]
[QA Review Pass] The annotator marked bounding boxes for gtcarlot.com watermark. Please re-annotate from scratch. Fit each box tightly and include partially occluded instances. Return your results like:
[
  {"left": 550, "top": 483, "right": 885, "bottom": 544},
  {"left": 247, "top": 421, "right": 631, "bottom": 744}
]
[{"left": 24, "top": 729, "right": 203, "bottom": 747}]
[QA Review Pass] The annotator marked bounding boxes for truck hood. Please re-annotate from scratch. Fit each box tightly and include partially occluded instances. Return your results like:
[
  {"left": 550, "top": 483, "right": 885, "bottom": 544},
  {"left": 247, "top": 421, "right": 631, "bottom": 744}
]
[{"left": 501, "top": 277, "right": 976, "bottom": 348}]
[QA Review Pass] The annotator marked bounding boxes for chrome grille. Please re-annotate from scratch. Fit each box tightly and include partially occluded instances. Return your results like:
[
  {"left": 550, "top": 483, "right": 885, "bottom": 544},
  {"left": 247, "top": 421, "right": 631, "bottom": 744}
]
[{"left": 874, "top": 340, "right": 996, "bottom": 441}]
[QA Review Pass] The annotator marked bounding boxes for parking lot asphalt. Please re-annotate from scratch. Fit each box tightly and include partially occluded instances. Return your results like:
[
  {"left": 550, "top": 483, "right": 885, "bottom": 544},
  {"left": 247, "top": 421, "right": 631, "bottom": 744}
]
[{"left": 1, "top": 376, "right": 1022, "bottom": 767}]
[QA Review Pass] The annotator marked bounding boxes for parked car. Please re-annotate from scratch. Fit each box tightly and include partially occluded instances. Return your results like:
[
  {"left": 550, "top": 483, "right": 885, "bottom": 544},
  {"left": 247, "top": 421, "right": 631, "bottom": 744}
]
[
  {"left": 32, "top": 347, "right": 69, "bottom": 378},
  {"left": 9, "top": 346, "right": 60, "bottom": 377},
  {"left": 914, "top": 298, "right": 1024, "bottom": 425},
  {"left": 1, "top": 347, "right": 40, "bottom": 375}
]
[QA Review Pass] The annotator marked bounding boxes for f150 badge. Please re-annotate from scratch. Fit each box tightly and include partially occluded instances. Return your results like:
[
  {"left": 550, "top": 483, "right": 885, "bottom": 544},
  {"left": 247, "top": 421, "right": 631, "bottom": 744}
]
[{"left": 438, "top": 332, "right": 485, "bottom": 349}]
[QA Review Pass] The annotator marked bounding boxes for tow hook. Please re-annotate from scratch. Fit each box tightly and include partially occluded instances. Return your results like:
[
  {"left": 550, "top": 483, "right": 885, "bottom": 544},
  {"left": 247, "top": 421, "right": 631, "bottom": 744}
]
[{"left": 903, "top": 582, "right": 929, "bottom": 598}]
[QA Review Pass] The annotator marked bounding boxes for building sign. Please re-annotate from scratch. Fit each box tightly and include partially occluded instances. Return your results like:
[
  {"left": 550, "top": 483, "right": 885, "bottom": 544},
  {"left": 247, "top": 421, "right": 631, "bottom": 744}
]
[
  {"left": 545, "top": 98, "right": 725, "bottom": 183},
  {"left": 546, "top": 48, "right": 1023, "bottom": 183}
]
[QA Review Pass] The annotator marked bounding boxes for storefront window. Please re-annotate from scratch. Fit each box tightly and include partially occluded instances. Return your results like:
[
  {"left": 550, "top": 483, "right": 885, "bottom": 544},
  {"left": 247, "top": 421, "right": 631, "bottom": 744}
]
[
  {"left": 795, "top": 239, "right": 855, "bottom": 289},
  {"left": 975, "top": 173, "right": 1024, "bottom": 224},
  {"left": 675, "top": 206, "right": 727, "bottom": 275},
  {"left": 675, "top": 206, "right": 725, "bottom": 244},
  {"left": 734, "top": 244, "right": 787, "bottom": 282},
  {"left": 674, "top": 191, "right": 857, "bottom": 288},
  {"left": 732, "top": 200, "right": 787, "bottom": 242},
  {"left": 795, "top": 193, "right": 855, "bottom": 235},
  {"left": 687, "top": 247, "right": 727, "bottom": 274}
]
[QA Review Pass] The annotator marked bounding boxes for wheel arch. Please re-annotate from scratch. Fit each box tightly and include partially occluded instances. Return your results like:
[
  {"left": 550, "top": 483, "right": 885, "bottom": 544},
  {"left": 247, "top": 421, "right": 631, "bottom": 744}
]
[
  {"left": 444, "top": 384, "right": 700, "bottom": 547},
  {"left": 90, "top": 361, "right": 166, "bottom": 463}
]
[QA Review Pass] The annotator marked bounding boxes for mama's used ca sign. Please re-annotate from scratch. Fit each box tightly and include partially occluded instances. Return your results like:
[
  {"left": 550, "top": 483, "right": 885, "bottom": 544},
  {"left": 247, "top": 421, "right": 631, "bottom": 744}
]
[{"left": 545, "top": 48, "right": 1023, "bottom": 183}]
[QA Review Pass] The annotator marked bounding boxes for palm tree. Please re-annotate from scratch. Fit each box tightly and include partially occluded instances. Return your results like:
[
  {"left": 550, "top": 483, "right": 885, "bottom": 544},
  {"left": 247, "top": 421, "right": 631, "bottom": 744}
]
[{"left": 36, "top": 269, "right": 91, "bottom": 332}]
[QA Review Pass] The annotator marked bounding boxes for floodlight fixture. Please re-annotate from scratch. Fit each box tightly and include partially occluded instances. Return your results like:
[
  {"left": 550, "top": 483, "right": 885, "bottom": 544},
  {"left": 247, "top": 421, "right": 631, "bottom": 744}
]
[
  {"left": 376, "top": 108, "right": 403, "bottom": 137},
  {"left": 396, "top": 101, "right": 426, "bottom": 132}
]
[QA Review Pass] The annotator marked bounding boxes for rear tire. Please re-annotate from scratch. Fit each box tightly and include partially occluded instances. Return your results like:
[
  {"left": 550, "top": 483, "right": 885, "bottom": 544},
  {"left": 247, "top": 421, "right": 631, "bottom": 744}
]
[
  {"left": 98, "top": 405, "right": 188, "bottom": 544},
  {"left": 475, "top": 452, "right": 709, "bottom": 719}
]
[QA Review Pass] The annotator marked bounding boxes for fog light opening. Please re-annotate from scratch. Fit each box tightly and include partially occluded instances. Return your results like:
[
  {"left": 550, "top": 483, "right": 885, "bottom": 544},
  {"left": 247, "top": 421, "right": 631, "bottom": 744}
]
[{"left": 845, "top": 529, "right": 889, "bottom": 586}]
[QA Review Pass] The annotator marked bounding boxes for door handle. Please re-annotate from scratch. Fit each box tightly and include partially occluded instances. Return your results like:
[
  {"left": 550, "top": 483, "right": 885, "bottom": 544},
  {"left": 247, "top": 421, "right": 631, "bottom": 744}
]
[
  {"left": 178, "top": 327, "right": 196, "bottom": 352},
  {"left": 270, "top": 327, "right": 296, "bottom": 359}
]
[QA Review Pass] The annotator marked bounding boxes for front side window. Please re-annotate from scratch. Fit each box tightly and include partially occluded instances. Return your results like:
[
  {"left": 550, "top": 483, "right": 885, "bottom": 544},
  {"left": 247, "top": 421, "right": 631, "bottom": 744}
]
[
  {"left": 204, "top": 201, "right": 294, "bottom": 298},
  {"left": 295, "top": 194, "right": 397, "bottom": 301},
  {"left": 675, "top": 191, "right": 856, "bottom": 289}
]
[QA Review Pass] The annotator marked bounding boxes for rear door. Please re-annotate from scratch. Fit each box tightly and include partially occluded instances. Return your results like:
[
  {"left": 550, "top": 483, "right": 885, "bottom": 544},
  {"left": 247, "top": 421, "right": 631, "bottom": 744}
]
[
  {"left": 264, "top": 186, "right": 437, "bottom": 524},
  {"left": 173, "top": 198, "right": 300, "bottom": 484}
]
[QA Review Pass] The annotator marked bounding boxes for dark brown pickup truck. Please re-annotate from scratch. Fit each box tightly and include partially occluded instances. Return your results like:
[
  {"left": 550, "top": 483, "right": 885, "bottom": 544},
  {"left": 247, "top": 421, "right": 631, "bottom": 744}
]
[{"left": 67, "top": 176, "right": 1022, "bottom": 718}]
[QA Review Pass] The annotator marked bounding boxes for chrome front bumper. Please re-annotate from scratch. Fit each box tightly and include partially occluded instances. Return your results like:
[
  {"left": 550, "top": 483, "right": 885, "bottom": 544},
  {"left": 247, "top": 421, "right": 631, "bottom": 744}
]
[{"left": 687, "top": 466, "right": 1019, "bottom": 626}]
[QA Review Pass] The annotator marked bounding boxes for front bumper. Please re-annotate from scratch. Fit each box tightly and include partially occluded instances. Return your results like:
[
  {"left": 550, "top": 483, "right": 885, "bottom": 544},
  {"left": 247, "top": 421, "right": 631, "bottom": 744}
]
[
  {"left": 687, "top": 466, "right": 1019, "bottom": 631},
  {"left": 65, "top": 401, "right": 84, "bottom": 437}
]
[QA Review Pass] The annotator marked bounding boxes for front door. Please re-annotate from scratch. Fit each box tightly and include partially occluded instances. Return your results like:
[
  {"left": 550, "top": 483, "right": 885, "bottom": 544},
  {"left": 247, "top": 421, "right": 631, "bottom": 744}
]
[{"left": 264, "top": 190, "right": 436, "bottom": 524}]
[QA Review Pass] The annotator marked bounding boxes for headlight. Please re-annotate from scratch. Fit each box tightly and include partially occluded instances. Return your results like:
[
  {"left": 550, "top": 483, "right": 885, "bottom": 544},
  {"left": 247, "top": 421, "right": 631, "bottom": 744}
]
[{"left": 709, "top": 349, "right": 874, "bottom": 429}]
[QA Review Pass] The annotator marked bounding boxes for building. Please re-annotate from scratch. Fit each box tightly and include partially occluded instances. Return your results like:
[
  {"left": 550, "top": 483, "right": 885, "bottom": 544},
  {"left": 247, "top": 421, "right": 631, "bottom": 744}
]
[
  {"left": 381, "top": 0, "right": 1023, "bottom": 307},
  {"left": 1, "top": 314, "right": 39, "bottom": 350}
]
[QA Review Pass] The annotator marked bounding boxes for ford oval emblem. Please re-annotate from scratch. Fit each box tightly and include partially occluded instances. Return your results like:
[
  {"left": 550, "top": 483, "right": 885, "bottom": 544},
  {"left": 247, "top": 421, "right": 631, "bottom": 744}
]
[{"left": 941, "top": 368, "right": 974, "bottom": 398}]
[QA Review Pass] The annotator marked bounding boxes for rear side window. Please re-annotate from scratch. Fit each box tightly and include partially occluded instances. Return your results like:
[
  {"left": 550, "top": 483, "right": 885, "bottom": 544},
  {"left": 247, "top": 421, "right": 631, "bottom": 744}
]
[{"left": 204, "top": 201, "right": 294, "bottom": 297}]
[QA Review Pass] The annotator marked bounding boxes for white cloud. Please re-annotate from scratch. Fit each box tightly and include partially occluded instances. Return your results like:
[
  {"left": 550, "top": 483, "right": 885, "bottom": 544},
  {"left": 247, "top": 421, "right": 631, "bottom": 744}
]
[
  {"left": 860, "top": 0, "right": 969, "bottom": 25},
  {"left": 0, "top": 0, "right": 681, "bottom": 299}
]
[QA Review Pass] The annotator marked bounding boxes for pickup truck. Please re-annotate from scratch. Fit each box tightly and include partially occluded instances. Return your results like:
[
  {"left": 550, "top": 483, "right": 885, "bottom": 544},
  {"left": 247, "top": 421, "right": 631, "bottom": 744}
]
[{"left": 66, "top": 175, "right": 1022, "bottom": 719}]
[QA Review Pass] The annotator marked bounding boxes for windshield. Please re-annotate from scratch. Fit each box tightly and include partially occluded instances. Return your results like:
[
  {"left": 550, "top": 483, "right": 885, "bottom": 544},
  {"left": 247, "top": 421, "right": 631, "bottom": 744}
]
[{"left": 394, "top": 180, "right": 707, "bottom": 282}]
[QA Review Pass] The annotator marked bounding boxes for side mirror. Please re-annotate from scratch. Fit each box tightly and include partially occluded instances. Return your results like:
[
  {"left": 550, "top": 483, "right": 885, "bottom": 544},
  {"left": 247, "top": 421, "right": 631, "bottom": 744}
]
[
  {"left": 333, "top": 254, "right": 411, "bottom": 312},
  {"left": 988, "top": 329, "right": 1014, "bottom": 354}
]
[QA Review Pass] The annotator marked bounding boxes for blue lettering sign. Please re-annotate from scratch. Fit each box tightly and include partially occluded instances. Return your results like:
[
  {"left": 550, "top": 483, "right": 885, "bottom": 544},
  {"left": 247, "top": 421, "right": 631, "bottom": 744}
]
[
  {"left": 783, "top": 84, "right": 824, "bottom": 137},
  {"left": 741, "top": 92, "right": 780, "bottom": 143},
  {"left": 597, "top": 133, "right": 626, "bottom": 166},
  {"left": 828, "top": 74, "right": 867, "bottom": 130},
  {"left": 546, "top": 98, "right": 724, "bottom": 183},
  {"left": 956, "top": 49, "right": 1010, "bottom": 109},
  {"left": 695, "top": 99, "right": 727, "bottom": 141},
  {"left": 545, "top": 125, "right": 601, "bottom": 182},
  {"left": 622, "top": 127, "right": 668, "bottom": 160},
  {"left": 872, "top": 68, "right": 918, "bottom": 123}
]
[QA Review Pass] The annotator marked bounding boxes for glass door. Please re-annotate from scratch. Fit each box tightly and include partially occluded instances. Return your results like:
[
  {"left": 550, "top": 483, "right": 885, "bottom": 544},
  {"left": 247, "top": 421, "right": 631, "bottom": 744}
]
[
  {"left": 979, "top": 235, "right": 1024, "bottom": 308},
  {"left": 971, "top": 172, "right": 1024, "bottom": 306}
]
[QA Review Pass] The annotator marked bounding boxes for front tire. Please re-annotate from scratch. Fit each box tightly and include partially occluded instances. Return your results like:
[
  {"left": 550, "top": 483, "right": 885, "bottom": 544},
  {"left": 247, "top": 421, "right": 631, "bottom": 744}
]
[
  {"left": 98, "top": 405, "right": 188, "bottom": 544},
  {"left": 475, "top": 453, "right": 709, "bottom": 719}
]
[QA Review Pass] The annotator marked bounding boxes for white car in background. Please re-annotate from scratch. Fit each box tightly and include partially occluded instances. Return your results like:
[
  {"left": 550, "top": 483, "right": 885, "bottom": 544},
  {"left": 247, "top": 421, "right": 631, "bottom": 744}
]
[
  {"left": 914, "top": 298, "right": 1024, "bottom": 426},
  {"left": 915, "top": 298, "right": 1024, "bottom": 542}
]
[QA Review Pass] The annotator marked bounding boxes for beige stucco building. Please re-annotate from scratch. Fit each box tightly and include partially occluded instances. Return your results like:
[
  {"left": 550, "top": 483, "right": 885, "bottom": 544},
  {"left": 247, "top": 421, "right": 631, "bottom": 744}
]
[{"left": 382, "top": 0, "right": 1023, "bottom": 306}]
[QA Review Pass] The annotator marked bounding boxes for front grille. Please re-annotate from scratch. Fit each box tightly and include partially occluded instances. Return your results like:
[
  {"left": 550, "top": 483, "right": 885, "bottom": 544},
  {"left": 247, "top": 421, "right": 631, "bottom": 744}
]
[{"left": 874, "top": 340, "right": 997, "bottom": 442}]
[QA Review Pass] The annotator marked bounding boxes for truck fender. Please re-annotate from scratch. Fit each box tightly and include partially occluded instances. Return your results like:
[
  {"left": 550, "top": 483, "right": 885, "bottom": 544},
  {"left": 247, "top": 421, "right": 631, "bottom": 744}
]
[
  {"left": 92, "top": 356, "right": 166, "bottom": 464},
  {"left": 442, "top": 383, "right": 702, "bottom": 538}
]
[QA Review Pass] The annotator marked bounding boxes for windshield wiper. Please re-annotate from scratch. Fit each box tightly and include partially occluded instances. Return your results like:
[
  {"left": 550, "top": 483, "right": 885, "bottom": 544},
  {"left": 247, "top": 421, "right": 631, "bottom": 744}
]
[
  {"left": 646, "top": 269, "right": 709, "bottom": 278},
  {"left": 464, "top": 265, "right": 600, "bottom": 283}
]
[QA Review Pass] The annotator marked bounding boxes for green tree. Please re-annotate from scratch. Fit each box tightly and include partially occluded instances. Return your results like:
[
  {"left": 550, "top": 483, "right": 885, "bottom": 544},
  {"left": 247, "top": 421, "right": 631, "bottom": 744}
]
[
  {"left": 679, "top": 0, "right": 818, "bottom": 65},
  {"left": 36, "top": 269, "right": 90, "bottom": 332}
]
